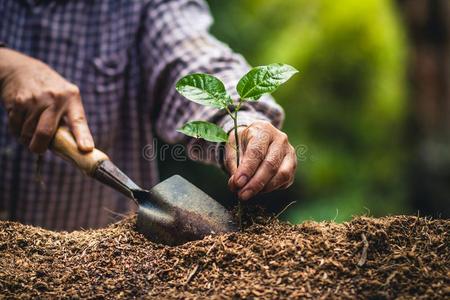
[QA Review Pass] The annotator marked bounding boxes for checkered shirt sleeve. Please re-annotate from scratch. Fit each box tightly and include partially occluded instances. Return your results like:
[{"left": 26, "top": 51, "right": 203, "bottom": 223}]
[{"left": 142, "top": 0, "right": 285, "bottom": 167}]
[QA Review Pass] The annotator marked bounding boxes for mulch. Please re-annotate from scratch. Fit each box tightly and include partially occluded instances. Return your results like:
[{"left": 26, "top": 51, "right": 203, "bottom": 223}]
[{"left": 0, "top": 215, "right": 449, "bottom": 299}]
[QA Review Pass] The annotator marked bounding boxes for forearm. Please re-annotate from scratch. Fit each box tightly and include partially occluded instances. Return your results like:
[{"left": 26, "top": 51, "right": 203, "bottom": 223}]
[{"left": 143, "top": 0, "right": 284, "bottom": 166}]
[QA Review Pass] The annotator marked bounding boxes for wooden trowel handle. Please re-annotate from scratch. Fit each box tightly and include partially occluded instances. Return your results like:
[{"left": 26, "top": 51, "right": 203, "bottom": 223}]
[{"left": 51, "top": 127, "right": 109, "bottom": 176}]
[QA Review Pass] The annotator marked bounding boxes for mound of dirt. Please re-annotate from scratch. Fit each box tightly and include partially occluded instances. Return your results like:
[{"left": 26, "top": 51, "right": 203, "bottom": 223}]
[{"left": 0, "top": 215, "right": 448, "bottom": 299}]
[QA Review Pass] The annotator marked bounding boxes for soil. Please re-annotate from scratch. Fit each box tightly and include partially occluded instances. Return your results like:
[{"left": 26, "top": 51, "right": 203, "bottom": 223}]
[{"left": 0, "top": 215, "right": 449, "bottom": 299}]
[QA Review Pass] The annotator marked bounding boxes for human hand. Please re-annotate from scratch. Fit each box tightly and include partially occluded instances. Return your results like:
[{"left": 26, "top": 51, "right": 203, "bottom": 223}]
[
  {"left": 0, "top": 48, "right": 93, "bottom": 154},
  {"left": 225, "top": 121, "right": 297, "bottom": 201}
]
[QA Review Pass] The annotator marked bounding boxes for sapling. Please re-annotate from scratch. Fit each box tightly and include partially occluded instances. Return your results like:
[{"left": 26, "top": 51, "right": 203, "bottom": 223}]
[{"left": 175, "top": 63, "right": 298, "bottom": 228}]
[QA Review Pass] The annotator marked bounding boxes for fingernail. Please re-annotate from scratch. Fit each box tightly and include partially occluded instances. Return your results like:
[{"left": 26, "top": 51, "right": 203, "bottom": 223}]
[
  {"left": 240, "top": 189, "right": 253, "bottom": 201},
  {"left": 228, "top": 176, "right": 234, "bottom": 188},
  {"left": 82, "top": 138, "right": 93, "bottom": 149},
  {"left": 236, "top": 175, "right": 248, "bottom": 188}
]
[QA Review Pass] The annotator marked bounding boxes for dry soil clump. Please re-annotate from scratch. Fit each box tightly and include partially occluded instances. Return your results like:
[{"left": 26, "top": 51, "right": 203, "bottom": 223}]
[{"left": 0, "top": 215, "right": 449, "bottom": 299}]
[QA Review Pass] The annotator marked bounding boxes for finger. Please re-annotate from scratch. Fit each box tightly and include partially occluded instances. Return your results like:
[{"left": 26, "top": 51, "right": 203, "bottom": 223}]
[
  {"left": 228, "top": 173, "right": 239, "bottom": 193},
  {"left": 29, "top": 106, "right": 61, "bottom": 154},
  {"left": 261, "top": 150, "right": 297, "bottom": 193},
  {"left": 224, "top": 142, "right": 238, "bottom": 175},
  {"left": 66, "top": 97, "right": 94, "bottom": 152},
  {"left": 233, "top": 131, "right": 272, "bottom": 190},
  {"left": 238, "top": 140, "right": 286, "bottom": 201},
  {"left": 279, "top": 180, "right": 295, "bottom": 190},
  {"left": 228, "top": 175, "right": 237, "bottom": 193},
  {"left": 225, "top": 144, "right": 239, "bottom": 192},
  {"left": 7, "top": 109, "right": 26, "bottom": 138},
  {"left": 20, "top": 110, "right": 41, "bottom": 147}
]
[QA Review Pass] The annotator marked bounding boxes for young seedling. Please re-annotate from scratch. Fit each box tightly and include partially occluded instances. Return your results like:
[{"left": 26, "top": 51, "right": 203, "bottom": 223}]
[{"left": 175, "top": 63, "right": 298, "bottom": 228}]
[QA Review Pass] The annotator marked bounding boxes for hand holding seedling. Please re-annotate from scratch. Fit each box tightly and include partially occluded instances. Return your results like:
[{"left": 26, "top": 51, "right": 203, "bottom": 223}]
[
  {"left": 225, "top": 120, "right": 297, "bottom": 201},
  {"left": 175, "top": 63, "right": 298, "bottom": 222}
]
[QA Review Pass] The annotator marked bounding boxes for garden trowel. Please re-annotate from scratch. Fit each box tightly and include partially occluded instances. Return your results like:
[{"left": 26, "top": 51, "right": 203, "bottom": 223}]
[{"left": 51, "top": 127, "right": 237, "bottom": 245}]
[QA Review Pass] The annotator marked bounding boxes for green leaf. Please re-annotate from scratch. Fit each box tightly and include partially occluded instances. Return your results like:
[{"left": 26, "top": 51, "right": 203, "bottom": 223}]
[
  {"left": 237, "top": 63, "right": 298, "bottom": 100},
  {"left": 177, "top": 121, "right": 229, "bottom": 143},
  {"left": 176, "top": 74, "right": 232, "bottom": 109}
]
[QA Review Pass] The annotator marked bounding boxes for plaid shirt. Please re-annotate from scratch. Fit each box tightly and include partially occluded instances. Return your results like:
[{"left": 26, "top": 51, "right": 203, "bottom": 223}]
[{"left": 0, "top": 0, "right": 284, "bottom": 230}]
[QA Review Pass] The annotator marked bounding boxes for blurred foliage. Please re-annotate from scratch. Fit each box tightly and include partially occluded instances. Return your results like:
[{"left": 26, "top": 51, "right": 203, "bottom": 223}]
[{"left": 162, "top": 0, "right": 411, "bottom": 223}]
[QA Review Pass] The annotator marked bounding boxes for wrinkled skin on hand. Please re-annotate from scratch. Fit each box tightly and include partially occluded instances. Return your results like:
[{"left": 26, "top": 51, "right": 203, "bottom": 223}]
[
  {"left": 225, "top": 120, "right": 297, "bottom": 201},
  {"left": 0, "top": 48, "right": 93, "bottom": 154}
]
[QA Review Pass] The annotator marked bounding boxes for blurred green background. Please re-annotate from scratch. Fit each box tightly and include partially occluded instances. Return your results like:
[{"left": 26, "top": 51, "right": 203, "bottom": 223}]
[{"left": 162, "top": 0, "right": 416, "bottom": 222}]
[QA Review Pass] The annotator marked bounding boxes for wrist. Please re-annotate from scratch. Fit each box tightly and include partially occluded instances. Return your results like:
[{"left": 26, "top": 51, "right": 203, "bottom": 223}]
[
  {"left": 0, "top": 48, "right": 16, "bottom": 82},
  {"left": 0, "top": 48, "right": 31, "bottom": 82}
]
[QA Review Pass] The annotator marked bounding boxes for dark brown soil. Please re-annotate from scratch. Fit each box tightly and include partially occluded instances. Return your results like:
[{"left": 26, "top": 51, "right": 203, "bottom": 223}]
[{"left": 0, "top": 215, "right": 449, "bottom": 299}]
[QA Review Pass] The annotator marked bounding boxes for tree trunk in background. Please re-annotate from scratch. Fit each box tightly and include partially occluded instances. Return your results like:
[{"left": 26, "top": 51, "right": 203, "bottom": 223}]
[{"left": 396, "top": 0, "right": 450, "bottom": 217}]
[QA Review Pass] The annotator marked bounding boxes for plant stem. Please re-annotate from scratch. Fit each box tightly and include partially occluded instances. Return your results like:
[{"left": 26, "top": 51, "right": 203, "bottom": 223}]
[
  {"left": 232, "top": 107, "right": 244, "bottom": 231},
  {"left": 233, "top": 111, "right": 240, "bottom": 170},
  {"left": 227, "top": 103, "right": 244, "bottom": 230}
]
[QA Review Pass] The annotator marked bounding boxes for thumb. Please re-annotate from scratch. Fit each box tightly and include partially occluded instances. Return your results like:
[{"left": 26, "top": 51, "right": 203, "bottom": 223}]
[
  {"left": 66, "top": 98, "right": 94, "bottom": 152},
  {"left": 225, "top": 132, "right": 241, "bottom": 192}
]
